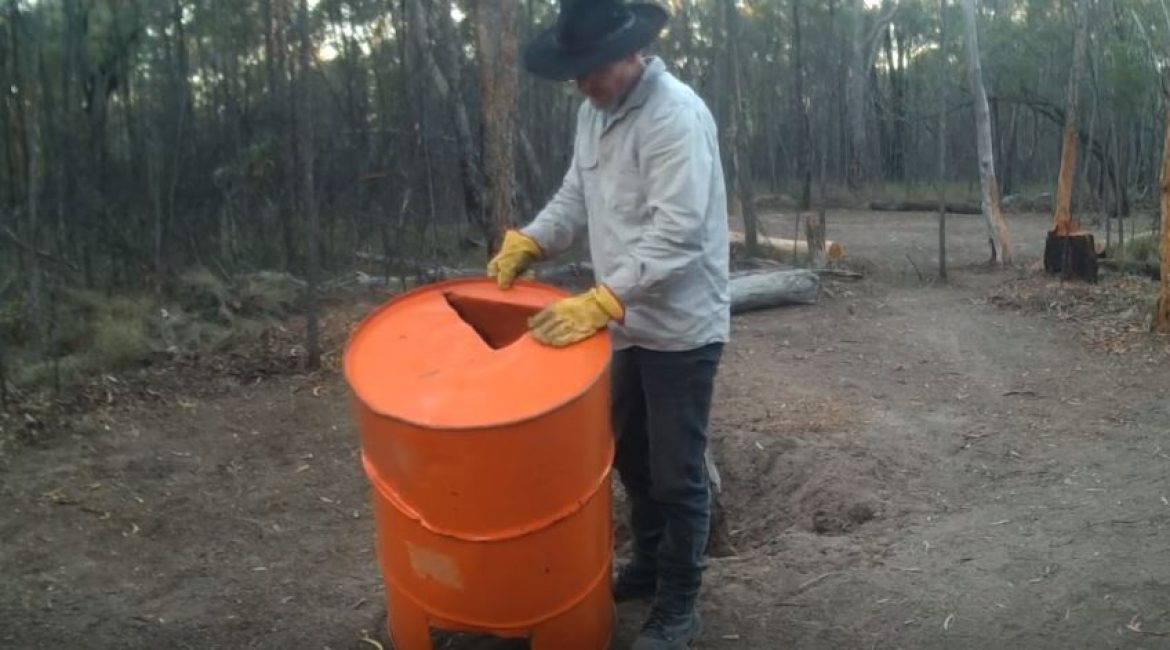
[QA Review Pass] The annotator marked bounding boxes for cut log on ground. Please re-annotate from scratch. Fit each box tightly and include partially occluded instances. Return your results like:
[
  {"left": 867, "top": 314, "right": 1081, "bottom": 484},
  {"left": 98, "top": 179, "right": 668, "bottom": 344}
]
[
  {"left": 730, "top": 269, "right": 820, "bottom": 313},
  {"left": 356, "top": 262, "right": 597, "bottom": 291},
  {"left": 356, "top": 268, "right": 481, "bottom": 289},
  {"left": 1043, "top": 229, "right": 1099, "bottom": 282},
  {"left": 868, "top": 200, "right": 982, "bottom": 215},
  {"left": 358, "top": 265, "right": 823, "bottom": 314},
  {"left": 730, "top": 230, "right": 845, "bottom": 261}
]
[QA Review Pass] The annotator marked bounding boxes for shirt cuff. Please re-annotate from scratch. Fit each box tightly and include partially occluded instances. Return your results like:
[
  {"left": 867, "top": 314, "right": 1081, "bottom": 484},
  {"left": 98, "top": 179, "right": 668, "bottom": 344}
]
[{"left": 604, "top": 260, "right": 639, "bottom": 304}]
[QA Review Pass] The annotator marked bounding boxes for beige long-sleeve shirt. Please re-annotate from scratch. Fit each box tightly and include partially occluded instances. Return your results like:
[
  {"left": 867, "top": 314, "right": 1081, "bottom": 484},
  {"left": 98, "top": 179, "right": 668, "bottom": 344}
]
[{"left": 522, "top": 57, "right": 730, "bottom": 352}]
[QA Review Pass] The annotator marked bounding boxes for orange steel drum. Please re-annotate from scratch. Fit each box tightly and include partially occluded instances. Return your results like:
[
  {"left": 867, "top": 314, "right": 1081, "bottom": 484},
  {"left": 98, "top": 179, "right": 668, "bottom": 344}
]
[{"left": 344, "top": 278, "right": 615, "bottom": 649}]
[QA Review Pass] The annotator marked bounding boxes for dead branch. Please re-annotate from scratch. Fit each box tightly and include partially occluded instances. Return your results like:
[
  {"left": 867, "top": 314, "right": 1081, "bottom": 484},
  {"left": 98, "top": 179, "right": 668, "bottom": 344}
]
[{"left": 0, "top": 226, "right": 81, "bottom": 273}]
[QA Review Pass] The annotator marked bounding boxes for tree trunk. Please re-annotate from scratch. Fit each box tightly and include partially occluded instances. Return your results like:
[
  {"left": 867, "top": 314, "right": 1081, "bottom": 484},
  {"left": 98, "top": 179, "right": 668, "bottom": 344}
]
[
  {"left": 1111, "top": 116, "right": 1130, "bottom": 219},
  {"left": 0, "top": 334, "right": 6, "bottom": 411},
  {"left": 296, "top": 0, "right": 320, "bottom": 369},
  {"left": 848, "top": 0, "right": 868, "bottom": 187},
  {"left": 805, "top": 216, "right": 828, "bottom": 268},
  {"left": 1051, "top": 0, "right": 1088, "bottom": 236},
  {"left": 813, "top": 0, "right": 837, "bottom": 269},
  {"left": 887, "top": 23, "right": 906, "bottom": 182},
  {"left": 1156, "top": 91, "right": 1170, "bottom": 333},
  {"left": 405, "top": 0, "right": 484, "bottom": 235},
  {"left": 725, "top": 0, "right": 759, "bottom": 256},
  {"left": 59, "top": 0, "right": 81, "bottom": 275},
  {"left": 792, "top": 0, "right": 812, "bottom": 210},
  {"left": 1042, "top": 0, "right": 1096, "bottom": 282},
  {"left": 9, "top": 1, "right": 46, "bottom": 350},
  {"left": 846, "top": 0, "right": 896, "bottom": 189},
  {"left": 960, "top": 0, "right": 1012, "bottom": 264},
  {"left": 937, "top": 0, "right": 948, "bottom": 280},
  {"left": 475, "top": 0, "right": 519, "bottom": 255}
]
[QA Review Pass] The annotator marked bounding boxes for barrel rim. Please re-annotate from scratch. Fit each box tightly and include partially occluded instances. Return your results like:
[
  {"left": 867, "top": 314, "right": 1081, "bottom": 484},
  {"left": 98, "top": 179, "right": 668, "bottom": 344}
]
[{"left": 343, "top": 277, "right": 612, "bottom": 430}]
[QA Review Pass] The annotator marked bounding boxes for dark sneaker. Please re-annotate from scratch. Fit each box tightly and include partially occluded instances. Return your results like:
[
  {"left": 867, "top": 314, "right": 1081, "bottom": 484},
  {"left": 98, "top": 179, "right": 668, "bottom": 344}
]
[
  {"left": 612, "top": 563, "right": 657, "bottom": 603},
  {"left": 630, "top": 607, "right": 701, "bottom": 649}
]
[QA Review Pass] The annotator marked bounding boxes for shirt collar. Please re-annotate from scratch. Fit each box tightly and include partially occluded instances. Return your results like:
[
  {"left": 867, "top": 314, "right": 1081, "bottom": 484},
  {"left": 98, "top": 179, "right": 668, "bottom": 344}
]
[{"left": 602, "top": 56, "right": 665, "bottom": 129}]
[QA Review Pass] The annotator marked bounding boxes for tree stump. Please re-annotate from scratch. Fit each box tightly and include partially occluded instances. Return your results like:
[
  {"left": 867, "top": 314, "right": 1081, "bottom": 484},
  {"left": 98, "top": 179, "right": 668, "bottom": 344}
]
[{"left": 1044, "top": 230, "right": 1098, "bottom": 283}]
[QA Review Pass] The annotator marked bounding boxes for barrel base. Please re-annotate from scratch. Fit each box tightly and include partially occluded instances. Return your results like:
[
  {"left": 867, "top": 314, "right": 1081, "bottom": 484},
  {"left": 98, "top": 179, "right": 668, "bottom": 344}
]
[
  {"left": 385, "top": 581, "right": 433, "bottom": 650},
  {"left": 385, "top": 576, "right": 614, "bottom": 650},
  {"left": 528, "top": 574, "right": 615, "bottom": 650}
]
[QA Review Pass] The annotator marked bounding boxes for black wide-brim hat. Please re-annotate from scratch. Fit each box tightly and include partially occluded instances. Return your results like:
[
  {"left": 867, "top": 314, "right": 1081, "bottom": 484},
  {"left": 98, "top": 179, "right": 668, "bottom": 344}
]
[{"left": 523, "top": 0, "right": 669, "bottom": 81}]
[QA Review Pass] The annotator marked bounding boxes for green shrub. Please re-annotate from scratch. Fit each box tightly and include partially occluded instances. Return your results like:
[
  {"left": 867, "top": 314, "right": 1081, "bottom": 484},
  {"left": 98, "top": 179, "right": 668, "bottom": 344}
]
[{"left": 1123, "top": 231, "right": 1160, "bottom": 262}]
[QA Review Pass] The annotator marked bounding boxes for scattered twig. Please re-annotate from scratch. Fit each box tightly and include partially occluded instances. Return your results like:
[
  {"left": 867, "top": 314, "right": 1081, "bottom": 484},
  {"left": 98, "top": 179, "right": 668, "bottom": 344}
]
[
  {"left": 796, "top": 571, "right": 843, "bottom": 592},
  {"left": 1088, "top": 514, "right": 1170, "bottom": 527},
  {"left": 358, "top": 630, "right": 385, "bottom": 650},
  {"left": 812, "top": 268, "right": 864, "bottom": 280},
  {"left": 906, "top": 254, "right": 925, "bottom": 282}
]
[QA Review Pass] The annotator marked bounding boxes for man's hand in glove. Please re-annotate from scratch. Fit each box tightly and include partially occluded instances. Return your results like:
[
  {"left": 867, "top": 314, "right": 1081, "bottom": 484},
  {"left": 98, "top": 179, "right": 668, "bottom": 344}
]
[
  {"left": 528, "top": 285, "right": 624, "bottom": 347},
  {"left": 487, "top": 230, "right": 542, "bottom": 289}
]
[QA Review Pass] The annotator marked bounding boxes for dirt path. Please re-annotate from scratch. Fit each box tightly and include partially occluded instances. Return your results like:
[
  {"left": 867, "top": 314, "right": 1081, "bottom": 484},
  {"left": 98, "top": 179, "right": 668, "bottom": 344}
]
[
  {"left": 3, "top": 210, "right": 1168, "bottom": 649},
  {"left": 691, "top": 274, "right": 1169, "bottom": 649}
]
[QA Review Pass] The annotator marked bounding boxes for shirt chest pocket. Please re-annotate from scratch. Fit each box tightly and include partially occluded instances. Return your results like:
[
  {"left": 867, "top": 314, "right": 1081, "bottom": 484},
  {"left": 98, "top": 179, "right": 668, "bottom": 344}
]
[
  {"left": 600, "top": 144, "right": 645, "bottom": 222},
  {"left": 608, "top": 165, "right": 643, "bottom": 217},
  {"left": 579, "top": 136, "right": 644, "bottom": 222},
  {"left": 576, "top": 142, "right": 602, "bottom": 217}
]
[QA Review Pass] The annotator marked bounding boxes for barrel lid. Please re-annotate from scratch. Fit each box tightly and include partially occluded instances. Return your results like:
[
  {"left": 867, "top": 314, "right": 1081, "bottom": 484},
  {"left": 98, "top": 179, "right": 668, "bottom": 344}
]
[{"left": 343, "top": 278, "right": 611, "bottom": 429}]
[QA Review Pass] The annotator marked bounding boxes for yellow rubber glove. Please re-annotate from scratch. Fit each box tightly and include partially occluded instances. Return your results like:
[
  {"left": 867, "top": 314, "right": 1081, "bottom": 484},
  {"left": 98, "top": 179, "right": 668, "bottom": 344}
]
[
  {"left": 528, "top": 285, "right": 624, "bottom": 347},
  {"left": 487, "top": 230, "right": 542, "bottom": 289}
]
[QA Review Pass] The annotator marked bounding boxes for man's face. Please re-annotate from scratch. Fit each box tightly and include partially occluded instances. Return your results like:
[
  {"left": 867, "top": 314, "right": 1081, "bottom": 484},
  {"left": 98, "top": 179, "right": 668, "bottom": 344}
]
[{"left": 575, "top": 55, "right": 638, "bottom": 109}]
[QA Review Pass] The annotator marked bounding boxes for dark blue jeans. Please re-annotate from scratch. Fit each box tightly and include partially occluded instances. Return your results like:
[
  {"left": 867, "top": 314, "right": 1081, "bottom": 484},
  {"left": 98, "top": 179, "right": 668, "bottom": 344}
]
[{"left": 611, "top": 343, "right": 723, "bottom": 614}]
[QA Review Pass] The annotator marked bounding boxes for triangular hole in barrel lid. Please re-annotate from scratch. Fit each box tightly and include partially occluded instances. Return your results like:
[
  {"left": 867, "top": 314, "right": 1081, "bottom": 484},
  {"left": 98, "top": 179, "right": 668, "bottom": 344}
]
[{"left": 443, "top": 291, "right": 541, "bottom": 349}]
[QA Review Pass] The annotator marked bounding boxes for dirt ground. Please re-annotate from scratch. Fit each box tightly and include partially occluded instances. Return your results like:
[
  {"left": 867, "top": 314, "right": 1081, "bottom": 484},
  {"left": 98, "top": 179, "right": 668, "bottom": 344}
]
[{"left": 3, "top": 210, "right": 1169, "bottom": 649}]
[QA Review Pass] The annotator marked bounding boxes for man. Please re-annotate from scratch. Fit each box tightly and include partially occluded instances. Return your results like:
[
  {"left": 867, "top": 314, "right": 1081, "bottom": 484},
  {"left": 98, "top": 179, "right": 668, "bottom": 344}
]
[{"left": 486, "top": 1, "right": 729, "bottom": 648}]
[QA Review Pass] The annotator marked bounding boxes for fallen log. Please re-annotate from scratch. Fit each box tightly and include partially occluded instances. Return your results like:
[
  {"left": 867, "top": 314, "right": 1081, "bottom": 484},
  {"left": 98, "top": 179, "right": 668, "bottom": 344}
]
[
  {"left": 730, "top": 269, "right": 820, "bottom": 313},
  {"left": 868, "top": 200, "right": 982, "bottom": 215},
  {"left": 730, "top": 230, "right": 846, "bottom": 261},
  {"left": 358, "top": 265, "right": 822, "bottom": 313},
  {"left": 356, "top": 264, "right": 597, "bottom": 291},
  {"left": 355, "top": 267, "right": 480, "bottom": 288}
]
